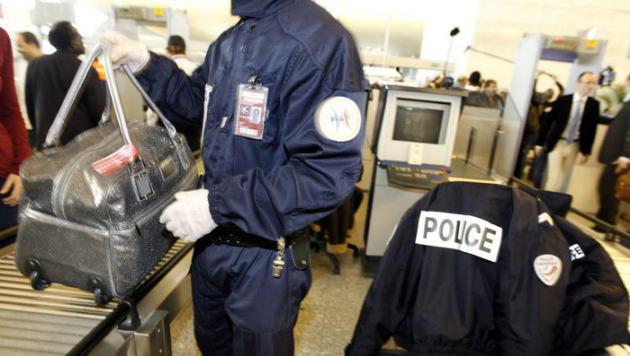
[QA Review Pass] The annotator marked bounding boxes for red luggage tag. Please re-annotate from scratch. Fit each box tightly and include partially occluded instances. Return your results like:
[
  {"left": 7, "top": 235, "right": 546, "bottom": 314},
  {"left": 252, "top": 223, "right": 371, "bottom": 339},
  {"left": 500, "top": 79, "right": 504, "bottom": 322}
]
[
  {"left": 234, "top": 78, "right": 268, "bottom": 140},
  {"left": 91, "top": 144, "right": 139, "bottom": 176}
]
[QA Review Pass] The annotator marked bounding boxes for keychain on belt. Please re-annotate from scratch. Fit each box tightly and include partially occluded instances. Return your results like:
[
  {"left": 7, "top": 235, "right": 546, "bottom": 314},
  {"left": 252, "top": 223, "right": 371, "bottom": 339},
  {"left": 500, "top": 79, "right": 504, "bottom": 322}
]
[{"left": 272, "top": 237, "right": 286, "bottom": 278}]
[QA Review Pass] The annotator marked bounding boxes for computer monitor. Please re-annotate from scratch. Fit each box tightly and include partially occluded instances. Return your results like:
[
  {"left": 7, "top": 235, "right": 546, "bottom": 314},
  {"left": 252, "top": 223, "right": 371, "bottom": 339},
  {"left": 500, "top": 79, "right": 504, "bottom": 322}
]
[
  {"left": 392, "top": 100, "right": 449, "bottom": 145},
  {"left": 376, "top": 86, "right": 464, "bottom": 166}
]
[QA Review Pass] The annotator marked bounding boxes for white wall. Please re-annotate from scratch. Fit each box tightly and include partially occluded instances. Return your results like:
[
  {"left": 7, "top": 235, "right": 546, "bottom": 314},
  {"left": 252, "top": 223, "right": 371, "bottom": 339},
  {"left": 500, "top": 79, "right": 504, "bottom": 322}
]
[
  {"left": 467, "top": 0, "right": 630, "bottom": 90},
  {"left": 2, "top": 0, "right": 630, "bottom": 91}
]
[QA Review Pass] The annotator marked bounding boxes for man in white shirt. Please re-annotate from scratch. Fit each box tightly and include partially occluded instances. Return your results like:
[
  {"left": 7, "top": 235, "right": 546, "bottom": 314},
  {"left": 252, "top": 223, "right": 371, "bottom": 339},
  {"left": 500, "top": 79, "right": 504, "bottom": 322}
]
[
  {"left": 535, "top": 72, "right": 600, "bottom": 192},
  {"left": 146, "top": 35, "right": 201, "bottom": 151},
  {"left": 166, "top": 35, "right": 198, "bottom": 76},
  {"left": 596, "top": 74, "right": 630, "bottom": 227}
]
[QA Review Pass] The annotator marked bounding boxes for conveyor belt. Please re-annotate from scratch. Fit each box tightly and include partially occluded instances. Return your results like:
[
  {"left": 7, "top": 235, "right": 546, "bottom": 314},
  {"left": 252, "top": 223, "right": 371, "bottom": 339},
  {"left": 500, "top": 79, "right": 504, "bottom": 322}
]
[{"left": 0, "top": 240, "right": 190, "bottom": 355}]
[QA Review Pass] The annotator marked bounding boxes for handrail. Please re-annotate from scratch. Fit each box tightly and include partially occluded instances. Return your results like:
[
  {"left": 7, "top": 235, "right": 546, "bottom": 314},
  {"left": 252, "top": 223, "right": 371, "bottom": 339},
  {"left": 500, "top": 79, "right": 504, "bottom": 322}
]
[
  {"left": 0, "top": 226, "right": 17, "bottom": 249},
  {"left": 0, "top": 226, "right": 16, "bottom": 241},
  {"left": 510, "top": 177, "right": 630, "bottom": 241}
]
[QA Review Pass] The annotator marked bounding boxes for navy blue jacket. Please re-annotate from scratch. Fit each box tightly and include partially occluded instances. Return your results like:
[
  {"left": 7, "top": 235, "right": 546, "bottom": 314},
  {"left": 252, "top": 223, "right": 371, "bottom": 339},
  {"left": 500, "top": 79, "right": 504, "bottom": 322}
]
[
  {"left": 137, "top": 0, "right": 367, "bottom": 240},
  {"left": 347, "top": 183, "right": 571, "bottom": 355},
  {"left": 522, "top": 188, "right": 629, "bottom": 354}
]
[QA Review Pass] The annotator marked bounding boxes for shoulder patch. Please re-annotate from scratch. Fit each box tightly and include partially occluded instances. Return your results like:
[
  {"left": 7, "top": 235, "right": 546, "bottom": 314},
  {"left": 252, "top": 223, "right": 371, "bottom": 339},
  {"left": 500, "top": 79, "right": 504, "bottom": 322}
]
[
  {"left": 534, "top": 254, "right": 562, "bottom": 286},
  {"left": 314, "top": 96, "right": 361, "bottom": 142}
]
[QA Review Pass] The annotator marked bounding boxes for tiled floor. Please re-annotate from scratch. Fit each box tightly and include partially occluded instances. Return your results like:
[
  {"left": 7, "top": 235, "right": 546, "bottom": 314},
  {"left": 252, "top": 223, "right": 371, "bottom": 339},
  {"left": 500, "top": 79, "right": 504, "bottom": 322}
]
[{"left": 170, "top": 201, "right": 630, "bottom": 355}]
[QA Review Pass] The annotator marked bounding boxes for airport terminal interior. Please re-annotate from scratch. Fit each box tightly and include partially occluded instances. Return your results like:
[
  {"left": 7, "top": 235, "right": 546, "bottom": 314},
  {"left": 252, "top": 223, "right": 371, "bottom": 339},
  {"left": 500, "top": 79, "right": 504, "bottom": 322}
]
[{"left": 1, "top": 0, "right": 630, "bottom": 355}]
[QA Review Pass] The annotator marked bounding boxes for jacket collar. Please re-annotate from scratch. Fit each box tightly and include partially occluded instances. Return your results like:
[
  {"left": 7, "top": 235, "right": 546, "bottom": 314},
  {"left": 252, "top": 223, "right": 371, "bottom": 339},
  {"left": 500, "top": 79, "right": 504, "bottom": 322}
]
[{"left": 231, "top": 0, "right": 294, "bottom": 18}]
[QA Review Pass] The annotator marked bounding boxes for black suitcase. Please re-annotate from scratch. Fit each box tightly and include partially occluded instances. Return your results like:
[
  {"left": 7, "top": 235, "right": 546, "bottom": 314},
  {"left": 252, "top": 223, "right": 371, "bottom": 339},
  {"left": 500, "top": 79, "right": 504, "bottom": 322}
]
[{"left": 15, "top": 45, "right": 198, "bottom": 304}]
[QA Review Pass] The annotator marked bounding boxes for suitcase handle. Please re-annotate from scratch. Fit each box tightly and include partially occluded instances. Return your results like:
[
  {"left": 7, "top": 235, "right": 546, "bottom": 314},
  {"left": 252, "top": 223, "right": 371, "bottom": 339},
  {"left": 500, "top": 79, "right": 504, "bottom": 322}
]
[{"left": 44, "top": 43, "right": 179, "bottom": 148}]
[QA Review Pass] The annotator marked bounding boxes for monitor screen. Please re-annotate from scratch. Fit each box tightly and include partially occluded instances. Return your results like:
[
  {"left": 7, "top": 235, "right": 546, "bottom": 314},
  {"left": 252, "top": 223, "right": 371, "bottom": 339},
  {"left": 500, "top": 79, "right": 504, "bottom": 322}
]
[{"left": 393, "top": 103, "right": 445, "bottom": 144}]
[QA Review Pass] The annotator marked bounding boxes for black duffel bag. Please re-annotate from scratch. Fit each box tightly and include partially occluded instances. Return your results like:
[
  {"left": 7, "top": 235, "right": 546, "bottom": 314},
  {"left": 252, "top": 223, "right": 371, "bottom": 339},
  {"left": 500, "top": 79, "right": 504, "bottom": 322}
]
[{"left": 15, "top": 44, "right": 198, "bottom": 305}]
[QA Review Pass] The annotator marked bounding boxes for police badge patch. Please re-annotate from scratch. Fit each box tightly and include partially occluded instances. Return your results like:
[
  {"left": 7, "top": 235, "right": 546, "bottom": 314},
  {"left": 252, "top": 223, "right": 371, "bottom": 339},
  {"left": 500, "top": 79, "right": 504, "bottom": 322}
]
[
  {"left": 314, "top": 96, "right": 361, "bottom": 142},
  {"left": 534, "top": 254, "right": 562, "bottom": 286}
]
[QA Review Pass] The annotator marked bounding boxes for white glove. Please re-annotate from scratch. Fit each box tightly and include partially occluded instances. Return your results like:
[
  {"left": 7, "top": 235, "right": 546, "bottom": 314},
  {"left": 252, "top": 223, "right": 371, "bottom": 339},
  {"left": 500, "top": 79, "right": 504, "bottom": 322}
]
[
  {"left": 159, "top": 189, "right": 217, "bottom": 243},
  {"left": 100, "top": 31, "right": 150, "bottom": 73}
]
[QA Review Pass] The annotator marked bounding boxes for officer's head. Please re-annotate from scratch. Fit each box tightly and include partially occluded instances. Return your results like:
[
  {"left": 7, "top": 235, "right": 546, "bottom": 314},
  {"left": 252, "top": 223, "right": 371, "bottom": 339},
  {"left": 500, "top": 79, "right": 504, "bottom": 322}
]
[
  {"left": 49, "top": 21, "right": 85, "bottom": 55},
  {"left": 576, "top": 71, "right": 598, "bottom": 97},
  {"left": 167, "top": 35, "right": 186, "bottom": 55},
  {"left": 231, "top": 0, "right": 286, "bottom": 17}
]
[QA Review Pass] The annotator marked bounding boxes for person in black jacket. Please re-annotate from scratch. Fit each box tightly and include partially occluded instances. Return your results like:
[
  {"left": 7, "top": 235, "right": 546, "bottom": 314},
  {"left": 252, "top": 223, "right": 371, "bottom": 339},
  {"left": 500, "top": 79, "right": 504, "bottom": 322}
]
[
  {"left": 596, "top": 74, "right": 630, "bottom": 226},
  {"left": 535, "top": 72, "right": 600, "bottom": 192},
  {"left": 25, "top": 21, "right": 105, "bottom": 149},
  {"left": 347, "top": 182, "right": 570, "bottom": 355}
]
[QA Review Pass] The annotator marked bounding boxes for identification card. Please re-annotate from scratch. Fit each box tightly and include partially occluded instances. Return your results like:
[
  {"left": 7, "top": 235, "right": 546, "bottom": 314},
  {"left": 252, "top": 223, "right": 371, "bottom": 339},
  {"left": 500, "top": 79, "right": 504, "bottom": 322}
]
[{"left": 234, "top": 83, "right": 268, "bottom": 140}]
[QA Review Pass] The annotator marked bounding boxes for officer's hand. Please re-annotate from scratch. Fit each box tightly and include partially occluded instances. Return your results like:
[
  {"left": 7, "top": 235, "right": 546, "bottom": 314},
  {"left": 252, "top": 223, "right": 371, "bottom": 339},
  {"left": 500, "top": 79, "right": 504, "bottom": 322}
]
[
  {"left": 100, "top": 31, "right": 150, "bottom": 73},
  {"left": 0, "top": 173, "right": 23, "bottom": 206},
  {"left": 159, "top": 189, "right": 217, "bottom": 243},
  {"left": 534, "top": 145, "right": 544, "bottom": 157},
  {"left": 613, "top": 157, "right": 630, "bottom": 174}
]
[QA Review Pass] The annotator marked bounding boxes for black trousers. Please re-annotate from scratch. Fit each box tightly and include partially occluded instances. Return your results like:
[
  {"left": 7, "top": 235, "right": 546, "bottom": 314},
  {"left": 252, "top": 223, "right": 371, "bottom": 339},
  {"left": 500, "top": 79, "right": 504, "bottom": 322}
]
[
  {"left": 596, "top": 164, "right": 620, "bottom": 224},
  {"left": 191, "top": 238, "right": 311, "bottom": 356}
]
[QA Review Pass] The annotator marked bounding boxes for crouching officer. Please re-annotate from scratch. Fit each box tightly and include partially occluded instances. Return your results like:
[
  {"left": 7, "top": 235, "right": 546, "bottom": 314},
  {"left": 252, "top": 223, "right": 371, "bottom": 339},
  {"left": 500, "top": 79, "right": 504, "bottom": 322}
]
[{"left": 101, "top": 0, "right": 366, "bottom": 354}]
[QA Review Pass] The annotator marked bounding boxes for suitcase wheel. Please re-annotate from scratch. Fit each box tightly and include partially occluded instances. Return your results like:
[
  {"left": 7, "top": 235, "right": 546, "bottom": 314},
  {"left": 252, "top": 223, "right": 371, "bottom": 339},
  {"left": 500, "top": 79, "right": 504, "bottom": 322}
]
[
  {"left": 28, "top": 259, "right": 49, "bottom": 290},
  {"left": 90, "top": 278, "right": 111, "bottom": 306}
]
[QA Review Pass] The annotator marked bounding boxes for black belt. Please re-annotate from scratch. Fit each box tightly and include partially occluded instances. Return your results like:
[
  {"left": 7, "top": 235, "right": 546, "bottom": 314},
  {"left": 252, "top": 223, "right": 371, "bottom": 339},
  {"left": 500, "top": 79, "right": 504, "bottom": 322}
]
[{"left": 198, "top": 226, "right": 305, "bottom": 251}]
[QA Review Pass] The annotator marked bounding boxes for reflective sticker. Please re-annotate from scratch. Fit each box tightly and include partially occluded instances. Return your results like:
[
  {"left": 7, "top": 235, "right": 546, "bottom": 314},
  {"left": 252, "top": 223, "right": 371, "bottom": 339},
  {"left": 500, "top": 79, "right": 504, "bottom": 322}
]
[
  {"left": 415, "top": 211, "right": 503, "bottom": 263},
  {"left": 569, "top": 244, "right": 585, "bottom": 261},
  {"left": 314, "top": 96, "right": 361, "bottom": 142},
  {"left": 534, "top": 254, "right": 562, "bottom": 286},
  {"left": 538, "top": 212, "right": 554, "bottom": 226}
]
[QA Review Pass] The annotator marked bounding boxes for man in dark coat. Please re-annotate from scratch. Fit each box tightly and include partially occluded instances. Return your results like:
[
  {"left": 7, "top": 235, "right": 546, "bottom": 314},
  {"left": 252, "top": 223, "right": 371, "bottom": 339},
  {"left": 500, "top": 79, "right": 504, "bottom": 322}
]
[
  {"left": 596, "top": 74, "right": 630, "bottom": 225},
  {"left": 25, "top": 21, "right": 105, "bottom": 149}
]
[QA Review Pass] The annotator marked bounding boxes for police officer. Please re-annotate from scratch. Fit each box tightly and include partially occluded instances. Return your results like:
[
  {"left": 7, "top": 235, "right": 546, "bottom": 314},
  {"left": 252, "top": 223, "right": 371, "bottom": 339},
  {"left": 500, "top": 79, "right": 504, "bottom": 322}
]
[{"left": 101, "top": 0, "right": 366, "bottom": 354}]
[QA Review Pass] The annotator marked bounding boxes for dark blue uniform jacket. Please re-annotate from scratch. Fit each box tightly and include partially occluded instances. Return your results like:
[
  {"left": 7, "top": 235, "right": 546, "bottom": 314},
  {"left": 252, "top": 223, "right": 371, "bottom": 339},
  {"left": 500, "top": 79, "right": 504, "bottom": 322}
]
[
  {"left": 137, "top": 0, "right": 367, "bottom": 240},
  {"left": 523, "top": 188, "right": 629, "bottom": 355},
  {"left": 347, "top": 183, "right": 571, "bottom": 355}
]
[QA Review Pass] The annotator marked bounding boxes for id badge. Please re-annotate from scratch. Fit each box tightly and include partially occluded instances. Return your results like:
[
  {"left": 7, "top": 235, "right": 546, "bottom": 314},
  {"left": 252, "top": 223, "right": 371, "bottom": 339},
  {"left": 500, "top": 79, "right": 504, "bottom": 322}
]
[{"left": 234, "top": 83, "right": 268, "bottom": 140}]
